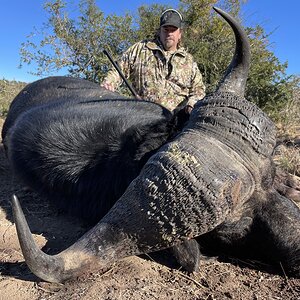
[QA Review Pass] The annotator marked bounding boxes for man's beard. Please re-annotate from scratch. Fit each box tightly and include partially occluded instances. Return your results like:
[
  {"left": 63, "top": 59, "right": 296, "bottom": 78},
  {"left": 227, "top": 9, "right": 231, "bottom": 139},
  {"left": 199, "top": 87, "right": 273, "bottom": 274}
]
[{"left": 164, "top": 39, "right": 175, "bottom": 50}]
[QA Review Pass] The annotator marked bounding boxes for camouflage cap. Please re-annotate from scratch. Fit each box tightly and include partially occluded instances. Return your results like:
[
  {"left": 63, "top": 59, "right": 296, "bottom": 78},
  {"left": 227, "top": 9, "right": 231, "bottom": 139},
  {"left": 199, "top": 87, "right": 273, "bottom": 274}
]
[{"left": 160, "top": 9, "right": 183, "bottom": 28}]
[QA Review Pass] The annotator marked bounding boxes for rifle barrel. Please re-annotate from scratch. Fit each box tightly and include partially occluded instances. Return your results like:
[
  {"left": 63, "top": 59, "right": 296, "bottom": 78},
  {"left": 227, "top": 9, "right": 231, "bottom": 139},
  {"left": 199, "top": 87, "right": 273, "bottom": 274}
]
[{"left": 103, "top": 49, "right": 139, "bottom": 98}]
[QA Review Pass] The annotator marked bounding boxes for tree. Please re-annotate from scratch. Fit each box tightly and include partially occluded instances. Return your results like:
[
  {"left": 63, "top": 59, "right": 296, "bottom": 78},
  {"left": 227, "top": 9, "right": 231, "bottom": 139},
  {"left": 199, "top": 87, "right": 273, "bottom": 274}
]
[
  {"left": 245, "top": 24, "right": 296, "bottom": 115},
  {"left": 0, "top": 79, "right": 27, "bottom": 117},
  {"left": 19, "top": 0, "right": 136, "bottom": 82}
]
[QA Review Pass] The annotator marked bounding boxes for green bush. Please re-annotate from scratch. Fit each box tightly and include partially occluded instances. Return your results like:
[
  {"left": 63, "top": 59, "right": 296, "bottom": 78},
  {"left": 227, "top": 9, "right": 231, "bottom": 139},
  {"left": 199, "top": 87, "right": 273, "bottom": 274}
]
[{"left": 0, "top": 79, "right": 27, "bottom": 118}]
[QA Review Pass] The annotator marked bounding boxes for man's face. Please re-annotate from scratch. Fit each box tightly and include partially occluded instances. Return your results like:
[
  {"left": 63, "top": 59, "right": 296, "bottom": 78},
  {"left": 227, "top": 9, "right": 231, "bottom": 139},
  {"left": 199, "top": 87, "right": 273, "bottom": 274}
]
[{"left": 159, "top": 25, "right": 182, "bottom": 51}]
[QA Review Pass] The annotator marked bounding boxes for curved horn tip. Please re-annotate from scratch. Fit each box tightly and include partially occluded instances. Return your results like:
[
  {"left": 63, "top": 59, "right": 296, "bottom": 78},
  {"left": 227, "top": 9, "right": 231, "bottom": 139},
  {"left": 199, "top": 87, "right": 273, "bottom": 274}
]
[
  {"left": 11, "top": 193, "right": 19, "bottom": 207},
  {"left": 11, "top": 194, "right": 106, "bottom": 283},
  {"left": 212, "top": 6, "right": 239, "bottom": 25},
  {"left": 10, "top": 194, "right": 66, "bottom": 283},
  {"left": 11, "top": 194, "right": 21, "bottom": 213},
  {"left": 11, "top": 194, "right": 30, "bottom": 234},
  {"left": 11, "top": 194, "right": 25, "bottom": 224},
  {"left": 213, "top": 6, "right": 222, "bottom": 13},
  {"left": 213, "top": 6, "right": 229, "bottom": 17}
]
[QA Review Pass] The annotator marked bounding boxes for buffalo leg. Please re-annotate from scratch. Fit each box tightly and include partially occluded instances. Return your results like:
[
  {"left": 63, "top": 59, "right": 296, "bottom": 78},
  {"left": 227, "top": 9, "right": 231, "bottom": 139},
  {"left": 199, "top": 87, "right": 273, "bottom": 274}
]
[{"left": 252, "top": 190, "right": 300, "bottom": 277}]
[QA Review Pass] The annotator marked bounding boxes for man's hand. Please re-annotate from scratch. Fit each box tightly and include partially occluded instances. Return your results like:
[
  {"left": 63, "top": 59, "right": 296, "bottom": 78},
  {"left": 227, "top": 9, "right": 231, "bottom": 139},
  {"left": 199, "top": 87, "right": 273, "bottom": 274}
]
[
  {"left": 101, "top": 82, "right": 115, "bottom": 92},
  {"left": 185, "top": 105, "right": 193, "bottom": 114}
]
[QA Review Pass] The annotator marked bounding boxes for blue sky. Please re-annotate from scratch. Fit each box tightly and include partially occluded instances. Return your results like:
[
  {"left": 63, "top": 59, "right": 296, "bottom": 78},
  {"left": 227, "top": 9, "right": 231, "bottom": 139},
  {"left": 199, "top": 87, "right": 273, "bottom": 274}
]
[{"left": 0, "top": 0, "right": 299, "bottom": 82}]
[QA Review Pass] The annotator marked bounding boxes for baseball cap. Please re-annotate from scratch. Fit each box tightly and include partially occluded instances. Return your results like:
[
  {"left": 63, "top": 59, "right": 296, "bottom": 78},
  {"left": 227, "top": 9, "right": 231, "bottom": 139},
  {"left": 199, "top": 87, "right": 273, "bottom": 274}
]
[{"left": 160, "top": 9, "right": 183, "bottom": 28}]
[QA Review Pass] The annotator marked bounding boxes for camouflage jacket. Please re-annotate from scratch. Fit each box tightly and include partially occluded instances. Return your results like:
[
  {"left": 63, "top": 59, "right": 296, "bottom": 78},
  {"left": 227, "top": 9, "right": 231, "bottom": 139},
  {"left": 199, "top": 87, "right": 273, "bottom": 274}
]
[{"left": 102, "top": 39, "right": 206, "bottom": 111}]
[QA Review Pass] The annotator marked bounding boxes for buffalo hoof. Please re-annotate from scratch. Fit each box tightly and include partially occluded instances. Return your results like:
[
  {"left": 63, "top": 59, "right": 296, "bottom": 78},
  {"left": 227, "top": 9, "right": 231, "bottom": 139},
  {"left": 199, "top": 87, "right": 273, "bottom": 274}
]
[{"left": 171, "top": 239, "right": 201, "bottom": 272}]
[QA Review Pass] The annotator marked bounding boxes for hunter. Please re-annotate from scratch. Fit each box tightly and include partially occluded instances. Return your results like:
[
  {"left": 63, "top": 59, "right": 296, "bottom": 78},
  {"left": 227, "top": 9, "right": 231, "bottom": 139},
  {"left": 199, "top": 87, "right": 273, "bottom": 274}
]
[{"left": 101, "top": 9, "right": 206, "bottom": 113}]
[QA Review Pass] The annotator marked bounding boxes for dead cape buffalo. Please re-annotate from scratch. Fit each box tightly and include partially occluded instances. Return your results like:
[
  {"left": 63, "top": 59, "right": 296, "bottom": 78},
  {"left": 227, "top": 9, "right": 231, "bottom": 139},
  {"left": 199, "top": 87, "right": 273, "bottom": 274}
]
[{"left": 3, "top": 7, "right": 300, "bottom": 283}]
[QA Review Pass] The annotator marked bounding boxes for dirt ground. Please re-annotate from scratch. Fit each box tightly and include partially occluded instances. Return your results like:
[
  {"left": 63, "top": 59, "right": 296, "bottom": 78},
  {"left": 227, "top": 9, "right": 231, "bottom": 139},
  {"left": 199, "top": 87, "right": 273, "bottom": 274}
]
[{"left": 0, "top": 117, "right": 300, "bottom": 300}]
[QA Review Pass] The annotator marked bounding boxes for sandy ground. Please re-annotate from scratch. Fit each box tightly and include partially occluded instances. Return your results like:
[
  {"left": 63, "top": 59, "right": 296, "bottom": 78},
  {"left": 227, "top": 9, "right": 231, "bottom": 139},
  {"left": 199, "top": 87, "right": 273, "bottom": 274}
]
[{"left": 0, "top": 117, "right": 300, "bottom": 299}]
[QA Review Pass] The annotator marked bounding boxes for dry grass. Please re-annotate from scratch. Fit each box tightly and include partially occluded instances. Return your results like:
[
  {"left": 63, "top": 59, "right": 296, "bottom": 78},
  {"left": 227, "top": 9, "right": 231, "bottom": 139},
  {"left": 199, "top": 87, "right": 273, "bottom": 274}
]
[
  {"left": 274, "top": 145, "right": 300, "bottom": 176},
  {"left": 276, "top": 86, "right": 300, "bottom": 137},
  {"left": 274, "top": 87, "right": 300, "bottom": 176}
]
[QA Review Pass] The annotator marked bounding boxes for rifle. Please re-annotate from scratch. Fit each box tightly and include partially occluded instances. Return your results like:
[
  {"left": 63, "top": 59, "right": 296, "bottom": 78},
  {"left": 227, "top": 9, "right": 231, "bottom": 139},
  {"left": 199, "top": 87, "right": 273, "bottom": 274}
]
[{"left": 103, "top": 49, "right": 139, "bottom": 99}]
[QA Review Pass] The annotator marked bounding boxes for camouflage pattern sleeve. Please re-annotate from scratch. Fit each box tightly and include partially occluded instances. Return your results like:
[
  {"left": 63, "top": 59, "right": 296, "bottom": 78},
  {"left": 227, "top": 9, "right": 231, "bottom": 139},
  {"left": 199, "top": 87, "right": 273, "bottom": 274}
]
[
  {"left": 101, "top": 62, "right": 122, "bottom": 91},
  {"left": 101, "top": 48, "right": 133, "bottom": 91},
  {"left": 186, "top": 62, "right": 206, "bottom": 108}
]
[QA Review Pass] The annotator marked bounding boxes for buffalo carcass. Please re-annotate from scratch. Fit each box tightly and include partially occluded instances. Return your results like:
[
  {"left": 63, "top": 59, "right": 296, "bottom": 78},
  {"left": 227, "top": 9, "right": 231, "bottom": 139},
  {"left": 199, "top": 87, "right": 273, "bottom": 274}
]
[{"left": 4, "top": 7, "right": 300, "bottom": 283}]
